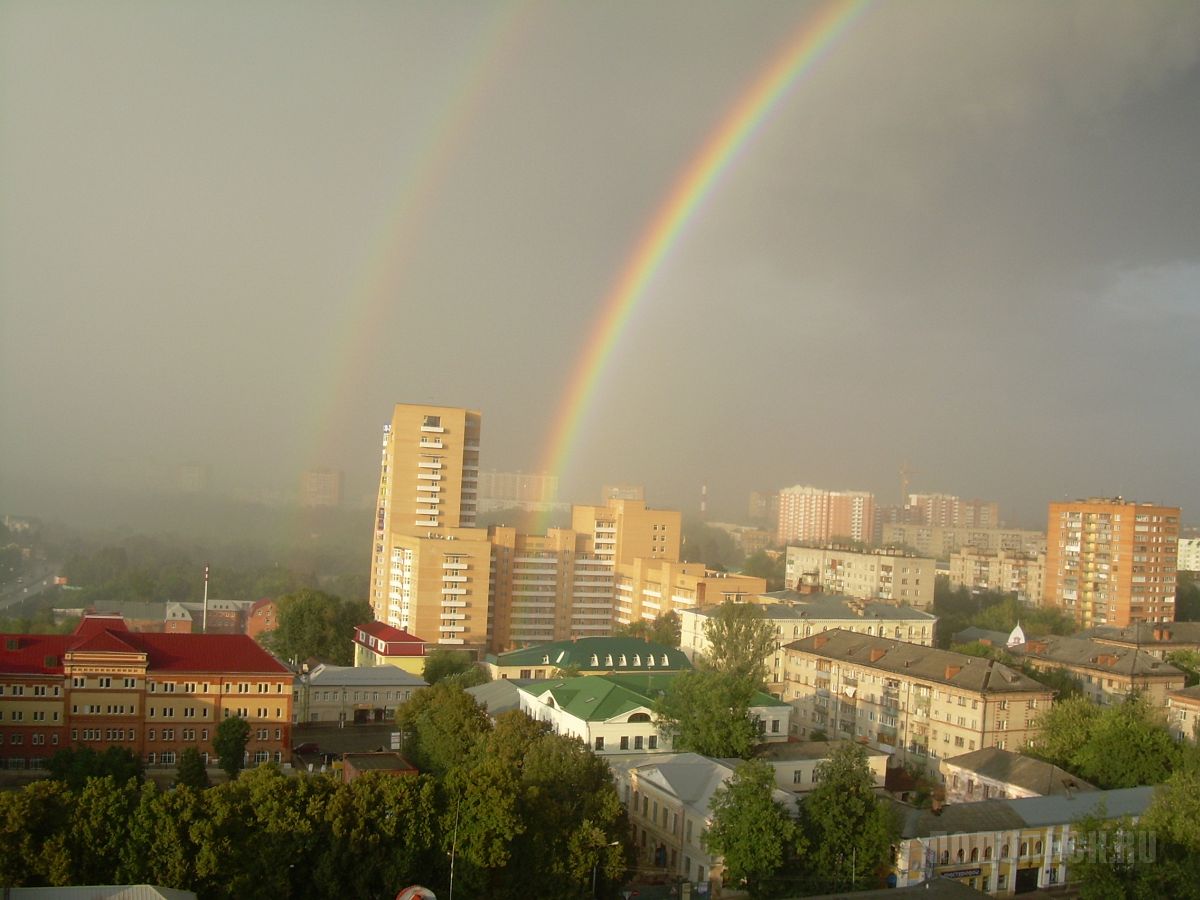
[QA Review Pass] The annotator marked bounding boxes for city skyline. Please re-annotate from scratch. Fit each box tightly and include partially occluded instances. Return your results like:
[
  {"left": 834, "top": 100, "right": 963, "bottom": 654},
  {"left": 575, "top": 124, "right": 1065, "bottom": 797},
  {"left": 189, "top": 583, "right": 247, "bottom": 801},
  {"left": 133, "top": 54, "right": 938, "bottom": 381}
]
[{"left": 3, "top": 2, "right": 1200, "bottom": 528}]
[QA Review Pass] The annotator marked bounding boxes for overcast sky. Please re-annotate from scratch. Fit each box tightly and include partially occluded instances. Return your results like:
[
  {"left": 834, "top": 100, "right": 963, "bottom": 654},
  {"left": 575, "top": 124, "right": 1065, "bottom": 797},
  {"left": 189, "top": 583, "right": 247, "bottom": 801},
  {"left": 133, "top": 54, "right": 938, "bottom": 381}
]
[{"left": 2, "top": 0, "right": 1199, "bottom": 528}]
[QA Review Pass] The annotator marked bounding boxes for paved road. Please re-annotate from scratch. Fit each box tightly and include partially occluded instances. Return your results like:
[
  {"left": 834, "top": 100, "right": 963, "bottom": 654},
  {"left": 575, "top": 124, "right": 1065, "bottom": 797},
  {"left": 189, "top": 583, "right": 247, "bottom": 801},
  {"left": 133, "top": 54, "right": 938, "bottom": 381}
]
[{"left": 0, "top": 564, "right": 57, "bottom": 612}]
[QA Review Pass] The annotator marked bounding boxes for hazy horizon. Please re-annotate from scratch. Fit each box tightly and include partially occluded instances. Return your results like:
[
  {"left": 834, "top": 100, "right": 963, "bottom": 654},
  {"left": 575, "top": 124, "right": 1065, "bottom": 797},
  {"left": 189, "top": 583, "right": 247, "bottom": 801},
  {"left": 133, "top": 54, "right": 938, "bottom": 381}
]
[{"left": 4, "top": 1, "right": 1199, "bottom": 530}]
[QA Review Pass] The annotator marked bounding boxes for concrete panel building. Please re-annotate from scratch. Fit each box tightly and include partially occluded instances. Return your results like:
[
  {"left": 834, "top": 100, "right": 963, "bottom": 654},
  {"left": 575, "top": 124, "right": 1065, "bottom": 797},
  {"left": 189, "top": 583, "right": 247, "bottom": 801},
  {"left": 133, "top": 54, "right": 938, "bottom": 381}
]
[
  {"left": 777, "top": 485, "right": 876, "bottom": 546},
  {"left": 1007, "top": 634, "right": 1185, "bottom": 707},
  {"left": 881, "top": 524, "right": 1046, "bottom": 560},
  {"left": 1044, "top": 498, "right": 1180, "bottom": 627},
  {"left": 785, "top": 545, "right": 936, "bottom": 609},
  {"left": 949, "top": 550, "right": 1046, "bottom": 604},
  {"left": 613, "top": 560, "right": 765, "bottom": 627}
]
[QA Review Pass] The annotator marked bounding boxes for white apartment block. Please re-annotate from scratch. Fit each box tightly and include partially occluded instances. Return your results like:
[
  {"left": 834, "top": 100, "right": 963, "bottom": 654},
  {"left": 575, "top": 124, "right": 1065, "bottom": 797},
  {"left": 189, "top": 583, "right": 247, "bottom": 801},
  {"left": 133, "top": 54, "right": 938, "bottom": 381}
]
[
  {"left": 1178, "top": 536, "right": 1200, "bottom": 572},
  {"left": 785, "top": 545, "right": 935, "bottom": 608},
  {"left": 776, "top": 485, "right": 876, "bottom": 545}
]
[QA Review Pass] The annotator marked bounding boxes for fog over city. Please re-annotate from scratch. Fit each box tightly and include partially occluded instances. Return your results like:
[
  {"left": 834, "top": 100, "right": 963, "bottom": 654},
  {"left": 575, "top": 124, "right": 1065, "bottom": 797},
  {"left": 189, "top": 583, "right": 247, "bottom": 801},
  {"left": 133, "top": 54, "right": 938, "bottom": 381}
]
[{"left": 2, "top": 0, "right": 1199, "bottom": 528}]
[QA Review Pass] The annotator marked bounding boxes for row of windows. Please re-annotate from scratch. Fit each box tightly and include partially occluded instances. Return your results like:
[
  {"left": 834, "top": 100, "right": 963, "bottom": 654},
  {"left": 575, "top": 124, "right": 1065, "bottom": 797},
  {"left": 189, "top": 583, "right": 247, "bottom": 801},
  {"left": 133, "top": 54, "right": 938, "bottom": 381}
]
[
  {"left": 0, "top": 684, "right": 59, "bottom": 696},
  {"left": 594, "top": 734, "right": 659, "bottom": 751},
  {"left": 0, "top": 710, "right": 59, "bottom": 722},
  {"left": 0, "top": 732, "right": 57, "bottom": 746}
]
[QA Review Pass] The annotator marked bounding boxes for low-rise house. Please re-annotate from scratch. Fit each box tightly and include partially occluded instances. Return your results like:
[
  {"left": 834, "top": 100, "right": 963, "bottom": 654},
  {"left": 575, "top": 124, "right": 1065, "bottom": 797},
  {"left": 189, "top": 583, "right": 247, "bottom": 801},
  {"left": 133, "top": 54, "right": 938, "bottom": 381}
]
[
  {"left": 609, "top": 752, "right": 797, "bottom": 893},
  {"left": 517, "top": 673, "right": 791, "bottom": 756},
  {"left": 890, "top": 786, "right": 1154, "bottom": 895},
  {"left": 1008, "top": 634, "right": 1185, "bottom": 706},
  {"left": 940, "top": 748, "right": 1096, "bottom": 803},
  {"left": 465, "top": 679, "right": 532, "bottom": 718},
  {"left": 245, "top": 598, "right": 279, "bottom": 640},
  {"left": 750, "top": 739, "right": 889, "bottom": 794},
  {"left": 681, "top": 591, "right": 937, "bottom": 695},
  {"left": 484, "top": 636, "right": 691, "bottom": 680},
  {"left": 295, "top": 664, "right": 425, "bottom": 725},
  {"left": 781, "top": 630, "right": 1054, "bottom": 774},
  {"left": 352, "top": 622, "right": 428, "bottom": 675}
]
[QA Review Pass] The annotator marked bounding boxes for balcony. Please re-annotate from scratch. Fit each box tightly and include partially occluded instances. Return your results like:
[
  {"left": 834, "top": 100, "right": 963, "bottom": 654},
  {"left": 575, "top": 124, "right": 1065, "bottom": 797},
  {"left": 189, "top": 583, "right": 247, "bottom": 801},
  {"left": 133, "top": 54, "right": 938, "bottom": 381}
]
[
  {"left": 419, "top": 439, "right": 444, "bottom": 449},
  {"left": 443, "top": 561, "right": 467, "bottom": 570},
  {"left": 418, "top": 461, "right": 443, "bottom": 470}
]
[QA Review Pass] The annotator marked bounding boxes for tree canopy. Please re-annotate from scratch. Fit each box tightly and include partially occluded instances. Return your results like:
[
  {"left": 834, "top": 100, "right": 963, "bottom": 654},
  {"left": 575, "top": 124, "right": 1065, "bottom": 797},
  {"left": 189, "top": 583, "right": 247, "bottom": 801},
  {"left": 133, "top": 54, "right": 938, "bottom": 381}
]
[
  {"left": 614, "top": 611, "right": 681, "bottom": 647},
  {"left": 704, "top": 759, "right": 804, "bottom": 899},
  {"left": 214, "top": 715, "right": 250, "bottom": 779},
  {"left": 702, "top": 600, "right": 776, "bottom": 686},
  {"left": 654, "top": 668, "right": 761, "bottom": 759},
  {"left": 395, "top": 682, "right": 493, "bottom": 777},
  {"left": 798, "top": 743, "right": 899, "bottom": 893},
  {"left": 46, "top": 745, "right": 143, "bottom": 792},
  {"left": 1027, "top": 694, "right": 1193, "bottom": 788},
  {"left": 422, "top": 648, "right": 486, "bottom": 686},
  {"left": 263, "top": 588, "right": 370, "bottom": 665},
  {"left": 175, "top": 747, "right": 210, "bottom": 790}
]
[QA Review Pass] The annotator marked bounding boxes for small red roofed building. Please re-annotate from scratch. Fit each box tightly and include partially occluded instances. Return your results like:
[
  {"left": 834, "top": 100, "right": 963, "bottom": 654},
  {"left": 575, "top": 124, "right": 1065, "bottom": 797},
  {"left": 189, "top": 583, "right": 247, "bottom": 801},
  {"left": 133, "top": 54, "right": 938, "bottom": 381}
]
[
  {"left": 0, "top": 615, "right": 293, "bottom": 770},
  {"left": 353, "top": 622, "right": 427, "bottom": 675},
  {"left": 246, "top": 598, "right": 280, "bottom": 641}
]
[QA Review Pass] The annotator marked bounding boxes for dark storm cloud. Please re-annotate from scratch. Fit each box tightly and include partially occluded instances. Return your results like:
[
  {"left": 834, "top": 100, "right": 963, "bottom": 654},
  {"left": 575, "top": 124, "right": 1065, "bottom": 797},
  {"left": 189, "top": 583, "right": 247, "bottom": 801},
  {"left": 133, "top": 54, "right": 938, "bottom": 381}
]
[{"left": 1, "top": 1, "right": 1198, "bottom": 527}]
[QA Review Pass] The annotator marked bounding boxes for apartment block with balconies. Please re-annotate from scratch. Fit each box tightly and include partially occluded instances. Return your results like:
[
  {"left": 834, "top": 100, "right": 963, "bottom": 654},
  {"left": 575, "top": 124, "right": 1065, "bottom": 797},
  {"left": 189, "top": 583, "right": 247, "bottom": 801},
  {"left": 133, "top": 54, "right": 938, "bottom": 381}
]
[{"left": 781, "top": 630, "right": 1053, "bottom": 774}]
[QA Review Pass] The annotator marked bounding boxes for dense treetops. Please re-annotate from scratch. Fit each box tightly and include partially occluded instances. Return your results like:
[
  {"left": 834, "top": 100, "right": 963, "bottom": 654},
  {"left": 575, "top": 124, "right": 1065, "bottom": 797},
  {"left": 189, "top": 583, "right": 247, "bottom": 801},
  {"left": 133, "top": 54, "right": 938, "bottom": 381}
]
[{"left": 263, "top": 588, "right": 370, "bottom": 666}]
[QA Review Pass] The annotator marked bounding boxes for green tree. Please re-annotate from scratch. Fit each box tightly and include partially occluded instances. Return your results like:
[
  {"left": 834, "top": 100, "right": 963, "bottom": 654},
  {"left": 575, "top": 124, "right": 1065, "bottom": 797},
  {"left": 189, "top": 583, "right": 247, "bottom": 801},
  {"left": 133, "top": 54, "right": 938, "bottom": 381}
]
[
  {"left": 742, "top": 550, "right": 786, "bottom": 591},
  {"left": 614, "top": 611, "right": 680, "bottom": 647},
  {"left": 1167, "top": 649, "right": 1200, "bottom": 687},
  {"left": 46, "top": 745, "right": 143, "bottom": 791},
  {"left": 702, "top": 600, "right": 776, "bottom": 686},
  {"left": 0, "top": 779, "right": 74, "bottom": 887},
  {"left": 704, "top": 759, "right": 804, "bottom": 898},
  {"left": 799, "top": 743, "right": 899, "bottom": 893},
  {"left": 263, "top": 588, "right": 369, "bottom": 665},
  {"left": 64, "top": 776, "right": 141, "bottom": 885},
  {"left": 655, "top": 669, "right": 760, "bottom": 759},
  {"left": 214, "top": 715, "right": 251, "bottom": 779},
  {"left": 395, "top": 682, "right": 492, "bottom": 776},
  {"left": 176, "top": 746, "right": 211, "bottom": 789},
  {"left": 423, "top": 648, "right": 479, "bottom": 685}
]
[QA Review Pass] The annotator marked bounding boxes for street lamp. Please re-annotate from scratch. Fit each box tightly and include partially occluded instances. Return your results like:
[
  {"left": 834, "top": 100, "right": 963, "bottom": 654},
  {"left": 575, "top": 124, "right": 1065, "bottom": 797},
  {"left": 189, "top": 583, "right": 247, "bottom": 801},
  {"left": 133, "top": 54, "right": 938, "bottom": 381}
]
[{"left": 592, "top": 840, "right": 621, "bottom": 899}]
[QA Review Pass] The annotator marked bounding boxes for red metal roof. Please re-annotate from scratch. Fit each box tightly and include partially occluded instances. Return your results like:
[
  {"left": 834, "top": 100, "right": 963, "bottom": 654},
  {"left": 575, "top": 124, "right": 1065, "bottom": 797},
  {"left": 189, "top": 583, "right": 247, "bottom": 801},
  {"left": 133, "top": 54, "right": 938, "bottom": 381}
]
[
  {"left": 356, "top": 621, "right": 426, "bottom": 644},
  {"left": 2, "top": 616, "right": 291, "bottom": 676},
  {"left": 0, "top": 634, "right": 71, "bottom": 675}
]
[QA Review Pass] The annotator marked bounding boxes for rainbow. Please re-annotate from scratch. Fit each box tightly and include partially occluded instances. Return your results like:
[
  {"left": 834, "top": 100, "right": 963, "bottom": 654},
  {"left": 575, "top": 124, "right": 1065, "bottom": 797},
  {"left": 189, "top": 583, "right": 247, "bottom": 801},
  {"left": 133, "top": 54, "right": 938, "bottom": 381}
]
[
  {"left": 535, "top": 0, "right": 868, "bottom": 519},
  {"left": 305, "top": 0, "right": 540, "bottom": 475}
]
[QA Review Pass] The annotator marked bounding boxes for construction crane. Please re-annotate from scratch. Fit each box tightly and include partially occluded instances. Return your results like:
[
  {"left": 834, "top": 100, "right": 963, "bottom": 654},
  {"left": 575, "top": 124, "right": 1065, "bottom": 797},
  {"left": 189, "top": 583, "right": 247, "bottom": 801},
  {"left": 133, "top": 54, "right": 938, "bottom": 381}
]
[{"left": 899, "top": 462, "right": 918, "bottom": 506}]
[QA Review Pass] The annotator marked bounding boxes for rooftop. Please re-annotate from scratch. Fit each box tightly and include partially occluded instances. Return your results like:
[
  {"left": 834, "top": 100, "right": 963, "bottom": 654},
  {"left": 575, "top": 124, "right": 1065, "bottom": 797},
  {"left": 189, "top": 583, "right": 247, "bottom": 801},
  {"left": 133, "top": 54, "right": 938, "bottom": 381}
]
[
  {"left": 888, "top": 786, "right": 1155, "bottom": 839},
  {"left": 698, "top": 591, "right": 937, "bottom": 622},
  {"left": 784, "top": 630, "right": 1051, "bottom": 694},
  {"left": 753, "top": 739, "right": 890, "bottom": 763},
  {"left": 941, "top": 748, "right": 1097, "bottom": 797},
  {"left": 1085, "top": 622, "right": 1200, "bottom": 646},
  {"left": 485, "top": 636, "right": 691, "bottom": 671},
  {"left": 1009, "top": 635, "right": 1186, "bottom": 678},
  {"left": 1, "top": 616, "right": 291, "bottom": 676},
  {"left": 305, "top": 664, "right": 426, "bottom": 687}
]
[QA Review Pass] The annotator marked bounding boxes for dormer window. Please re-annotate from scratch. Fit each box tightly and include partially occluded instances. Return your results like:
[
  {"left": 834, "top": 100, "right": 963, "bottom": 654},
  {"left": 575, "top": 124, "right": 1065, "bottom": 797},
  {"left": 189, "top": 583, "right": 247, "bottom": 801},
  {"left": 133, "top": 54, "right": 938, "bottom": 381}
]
[
  {"left": 605, "top": 655, "right": 613, "bottom": 666},
  {"left": 619, "top": 655, "right": 628, "bottom": 667},
  {"left": 591, "top": 655, "right": 599, "bottom": 666},
  {"left": 632, "top": 655, "right": 641, "bottom": 666},
  {"left": 647, "top": 655, "right": 655, "bottom": 667},
  {"left": 661, "top": 655, "right": 669, "bottom": 666},
  {"left": 542, "top": 655, "right": 550, "bottom": 664}
]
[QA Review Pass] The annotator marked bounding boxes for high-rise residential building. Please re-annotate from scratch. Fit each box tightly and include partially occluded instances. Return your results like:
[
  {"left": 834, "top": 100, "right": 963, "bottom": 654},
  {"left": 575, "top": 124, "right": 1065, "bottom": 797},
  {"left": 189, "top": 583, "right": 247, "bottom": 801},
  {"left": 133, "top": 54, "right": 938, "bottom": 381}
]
[
  {"left": 368, "top": 404, "right": 484, "bottom": 646},
  {"left": 784, "top": 545, "right": 936, "bottom": 608},
  {"left": 907, "top": 494, "right": 1000, "bottom": 529},
  {"left": 572, "top": 498, "right": 681, "bottom": 566},
  {"left": 299, "top": 468, "right": 344, "bottom": 508},
  {"left": 776, "top": 485, "right": 875, "bottom": 546},
  {"left": 1044, "top": 498, "right": 1180, "bottom": 628}
]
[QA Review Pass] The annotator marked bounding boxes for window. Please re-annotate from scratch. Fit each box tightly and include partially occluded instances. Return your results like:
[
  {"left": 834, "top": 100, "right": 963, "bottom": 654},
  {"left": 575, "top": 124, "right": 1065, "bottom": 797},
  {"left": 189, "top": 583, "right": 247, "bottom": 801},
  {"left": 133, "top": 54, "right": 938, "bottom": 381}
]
[
  {"left": 594, "top": 737, "right": 604, "bottom": 751},
  {"left": 634, "top": 735, "right": 643, "bottom": 750},
  {"left": 99, "top": 677, "right": 112, "bottom": 688},
  {"left": 620, "top": 736, "right": 629, "bottom": 750},
  {"left": 648, "top": 735, "right": 657, "bottom": 750}
]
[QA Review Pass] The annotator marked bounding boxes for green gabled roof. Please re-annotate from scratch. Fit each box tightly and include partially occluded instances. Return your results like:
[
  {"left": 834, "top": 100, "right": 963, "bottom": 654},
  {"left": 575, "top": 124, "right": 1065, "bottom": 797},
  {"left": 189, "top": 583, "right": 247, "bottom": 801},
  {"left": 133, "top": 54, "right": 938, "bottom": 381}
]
[
  {"left": 535, "top": 672, "right": 788, "bottom": 717},
  {"left": 486, "top": 636, "right": 692, "bottom": 671},
  {"left": 530, "top": 675, "right": 655, "bottom": 721}
]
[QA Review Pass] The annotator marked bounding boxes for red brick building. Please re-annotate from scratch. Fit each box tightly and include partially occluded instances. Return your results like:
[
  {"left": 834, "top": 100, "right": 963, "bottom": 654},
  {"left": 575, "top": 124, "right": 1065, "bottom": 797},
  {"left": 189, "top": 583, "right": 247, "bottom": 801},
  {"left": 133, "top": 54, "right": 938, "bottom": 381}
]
[{"left": 0, "top": 615, "right": 292, "bottom": 769}]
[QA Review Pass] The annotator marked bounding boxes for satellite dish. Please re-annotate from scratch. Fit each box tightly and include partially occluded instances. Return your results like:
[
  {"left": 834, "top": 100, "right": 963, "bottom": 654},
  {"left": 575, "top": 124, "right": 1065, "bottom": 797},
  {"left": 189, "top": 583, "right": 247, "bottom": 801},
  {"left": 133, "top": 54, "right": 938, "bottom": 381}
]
[{"left": 396, "top": 887, "right": 437, "bottom": 900}]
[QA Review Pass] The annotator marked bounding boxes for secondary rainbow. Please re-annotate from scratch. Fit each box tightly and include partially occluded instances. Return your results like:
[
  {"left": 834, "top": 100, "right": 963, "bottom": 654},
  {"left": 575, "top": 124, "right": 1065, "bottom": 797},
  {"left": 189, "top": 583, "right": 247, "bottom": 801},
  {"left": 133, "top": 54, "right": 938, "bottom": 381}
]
[{"left": 535, "top": 0, "right": 868, "bottom": 506}]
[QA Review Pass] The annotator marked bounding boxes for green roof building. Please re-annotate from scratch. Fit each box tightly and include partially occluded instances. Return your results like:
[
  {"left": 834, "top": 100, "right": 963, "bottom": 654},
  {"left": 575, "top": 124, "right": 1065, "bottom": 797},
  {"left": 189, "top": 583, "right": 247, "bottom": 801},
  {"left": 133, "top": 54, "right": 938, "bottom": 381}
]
[{"left": 484, "top": 636, "right": 691, "bottom": 680}]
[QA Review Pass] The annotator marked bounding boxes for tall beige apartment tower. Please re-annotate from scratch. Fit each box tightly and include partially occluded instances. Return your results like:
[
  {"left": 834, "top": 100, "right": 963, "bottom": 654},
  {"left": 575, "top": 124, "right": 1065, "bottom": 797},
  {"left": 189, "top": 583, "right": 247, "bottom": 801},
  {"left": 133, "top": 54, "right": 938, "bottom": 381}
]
[
  {"left": 1045, "top": 498, "right": 1180, "bottom": 628},
  {"left": 369, "top": 405, "right": 488, "bottom": 648}
]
